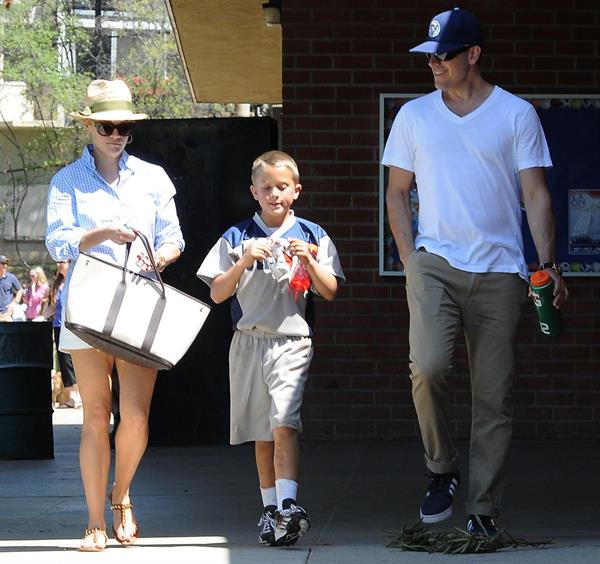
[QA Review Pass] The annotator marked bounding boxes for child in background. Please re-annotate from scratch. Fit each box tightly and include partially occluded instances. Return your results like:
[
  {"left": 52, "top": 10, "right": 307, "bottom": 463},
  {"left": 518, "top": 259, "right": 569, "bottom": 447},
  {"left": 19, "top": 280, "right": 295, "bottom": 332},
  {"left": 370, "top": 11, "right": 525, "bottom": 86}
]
[{"left": 197, "top": 150, "right": 344, "bottom": 546}]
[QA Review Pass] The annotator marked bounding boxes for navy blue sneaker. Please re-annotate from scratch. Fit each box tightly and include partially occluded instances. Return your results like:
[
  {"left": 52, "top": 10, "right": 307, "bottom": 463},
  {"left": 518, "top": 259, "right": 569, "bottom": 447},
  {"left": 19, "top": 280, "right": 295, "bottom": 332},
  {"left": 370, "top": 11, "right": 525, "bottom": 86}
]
[
  {"left": 257, "top": 505, "right": 278, "bottom": 546},
  {"left": 466, "top": 514, "right": 498, "bottom": 537},
  {"left": 420, "top": 470, "right": 460, "bottom": 523}
]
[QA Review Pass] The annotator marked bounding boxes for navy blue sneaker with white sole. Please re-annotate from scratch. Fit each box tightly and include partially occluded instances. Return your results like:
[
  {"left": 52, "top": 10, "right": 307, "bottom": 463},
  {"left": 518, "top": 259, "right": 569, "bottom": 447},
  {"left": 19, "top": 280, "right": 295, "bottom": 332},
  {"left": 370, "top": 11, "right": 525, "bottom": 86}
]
[
  {"left": 420, "top": 470, "right": 460, "bottom": 523},
  {"left": 466, "top": 514, "right": 498, "bottom": 537}
]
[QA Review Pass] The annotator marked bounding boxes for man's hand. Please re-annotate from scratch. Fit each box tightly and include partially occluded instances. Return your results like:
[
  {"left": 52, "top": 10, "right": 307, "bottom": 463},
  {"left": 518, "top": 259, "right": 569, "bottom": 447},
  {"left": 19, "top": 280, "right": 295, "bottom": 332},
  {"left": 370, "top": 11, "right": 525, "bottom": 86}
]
[
  {"left": 400, "top": 248, "right": 416, "bottom": 268},
  {"left": 545, "top": 268, "right": 569, "bottom": 308}
]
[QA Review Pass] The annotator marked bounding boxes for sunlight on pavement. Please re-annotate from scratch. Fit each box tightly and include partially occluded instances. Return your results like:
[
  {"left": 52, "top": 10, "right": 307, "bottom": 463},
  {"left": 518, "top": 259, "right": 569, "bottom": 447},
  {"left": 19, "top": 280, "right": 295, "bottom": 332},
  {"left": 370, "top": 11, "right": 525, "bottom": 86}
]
[
  {"left": 52, "top": 407, "right": 84, "bottom": 426},
  {"left": 0, "top": 537, "right": 231, "bottom": 563},
  {"left": 52, "top": 407, "right": 117, "bottom": 427},
  {"left": 0, "top": 536, "right": 228, "bottom": 547}
]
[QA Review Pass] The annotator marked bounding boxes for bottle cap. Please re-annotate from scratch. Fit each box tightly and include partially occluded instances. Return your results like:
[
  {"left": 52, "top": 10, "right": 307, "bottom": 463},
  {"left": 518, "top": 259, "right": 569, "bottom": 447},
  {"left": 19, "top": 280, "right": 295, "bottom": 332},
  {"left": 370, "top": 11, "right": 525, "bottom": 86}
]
[{"left": 530, "top": 270, "right": 551, "bottom": 287}]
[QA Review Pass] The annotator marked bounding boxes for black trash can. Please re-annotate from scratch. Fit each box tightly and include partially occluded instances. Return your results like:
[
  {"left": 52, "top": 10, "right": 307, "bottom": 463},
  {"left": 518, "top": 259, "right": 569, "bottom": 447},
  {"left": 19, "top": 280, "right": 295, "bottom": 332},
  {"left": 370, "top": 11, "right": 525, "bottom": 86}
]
[{"left": 0, "top": 322, "right": 54, "bottom": 459}]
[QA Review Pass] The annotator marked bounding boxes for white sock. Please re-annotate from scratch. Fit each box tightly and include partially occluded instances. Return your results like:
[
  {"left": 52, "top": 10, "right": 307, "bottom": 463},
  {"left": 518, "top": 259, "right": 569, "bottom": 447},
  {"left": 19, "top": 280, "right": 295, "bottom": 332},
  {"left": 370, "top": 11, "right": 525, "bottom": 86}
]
[
  {"left": 275, "top": 478, "right": 298, "bottom": 510},
  {"left": 260, "top": 487, "right": 277, "bottom": 509}
]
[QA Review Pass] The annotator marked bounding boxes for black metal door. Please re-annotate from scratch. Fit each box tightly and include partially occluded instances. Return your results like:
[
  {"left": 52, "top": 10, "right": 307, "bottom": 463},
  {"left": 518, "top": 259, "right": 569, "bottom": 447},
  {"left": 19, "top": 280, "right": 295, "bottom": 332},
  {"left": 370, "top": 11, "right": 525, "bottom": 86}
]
[{"left": 131, "top": 117, "right": 278, "bottom": 445}]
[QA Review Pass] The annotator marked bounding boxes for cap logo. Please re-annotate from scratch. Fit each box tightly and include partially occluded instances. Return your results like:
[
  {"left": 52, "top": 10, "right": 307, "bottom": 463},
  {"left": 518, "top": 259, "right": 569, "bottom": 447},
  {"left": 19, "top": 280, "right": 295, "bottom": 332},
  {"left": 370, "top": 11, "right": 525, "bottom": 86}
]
[{"left": 429, "top": 19, "right": 441, "bottom": 38}]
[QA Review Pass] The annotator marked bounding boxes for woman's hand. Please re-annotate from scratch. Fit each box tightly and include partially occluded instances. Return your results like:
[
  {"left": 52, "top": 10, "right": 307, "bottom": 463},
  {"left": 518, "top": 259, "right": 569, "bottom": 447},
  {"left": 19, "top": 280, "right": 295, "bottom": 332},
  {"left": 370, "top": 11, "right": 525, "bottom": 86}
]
[
  {"left": 81, "top": 225, "right": 136, "bottom": 252},
  {"left": 135, "top": 252, "right": 167, "bottom": 272},
  {"left": 107, "top": 225, "right": 136, "bottom": 245}
]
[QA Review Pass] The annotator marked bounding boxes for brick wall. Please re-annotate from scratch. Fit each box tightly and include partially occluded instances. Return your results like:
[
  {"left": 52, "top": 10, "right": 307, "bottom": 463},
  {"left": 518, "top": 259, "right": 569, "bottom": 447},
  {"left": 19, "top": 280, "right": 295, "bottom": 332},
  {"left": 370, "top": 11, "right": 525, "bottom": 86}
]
[{"left": 282, "top": 1, "right": 600, "bottom": 439}]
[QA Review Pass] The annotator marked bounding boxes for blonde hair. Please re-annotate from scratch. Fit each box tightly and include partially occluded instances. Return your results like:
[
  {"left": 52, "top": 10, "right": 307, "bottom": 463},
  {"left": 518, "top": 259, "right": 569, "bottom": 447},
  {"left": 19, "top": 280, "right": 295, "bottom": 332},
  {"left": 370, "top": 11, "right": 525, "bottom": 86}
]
[
  {"left": 251, "top": 150, "right": 300, "bottom": 184},
  {"left": 30, "top": 266, "right": 48, "bottom": 285}
]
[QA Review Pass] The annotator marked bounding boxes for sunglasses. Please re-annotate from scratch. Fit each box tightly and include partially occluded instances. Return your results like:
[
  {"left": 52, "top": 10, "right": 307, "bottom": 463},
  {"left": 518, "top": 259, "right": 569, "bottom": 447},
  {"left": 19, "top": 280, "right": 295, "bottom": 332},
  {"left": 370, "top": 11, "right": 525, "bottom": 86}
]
[
  {"left": 426, "top": 46, "right": 470, "bottom": 62},
  {"left": 94, "top": 122, "right": 136, "bottom": 137}
]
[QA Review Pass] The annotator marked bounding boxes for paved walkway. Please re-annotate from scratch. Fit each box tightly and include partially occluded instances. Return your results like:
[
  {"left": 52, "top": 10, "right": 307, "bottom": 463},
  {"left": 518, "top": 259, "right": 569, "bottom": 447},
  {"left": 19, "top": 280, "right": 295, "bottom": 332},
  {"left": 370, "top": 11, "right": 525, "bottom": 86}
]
[{"left": 0, "top": 408, "right": 599, "bottom": 563}]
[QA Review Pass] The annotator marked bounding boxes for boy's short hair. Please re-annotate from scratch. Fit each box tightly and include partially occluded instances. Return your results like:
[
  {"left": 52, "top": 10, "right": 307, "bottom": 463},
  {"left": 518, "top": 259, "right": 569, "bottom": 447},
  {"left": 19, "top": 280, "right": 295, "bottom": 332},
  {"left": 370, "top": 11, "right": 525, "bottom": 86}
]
[{"left": 251, "top": 150, "right": 300, "bottom": 184}]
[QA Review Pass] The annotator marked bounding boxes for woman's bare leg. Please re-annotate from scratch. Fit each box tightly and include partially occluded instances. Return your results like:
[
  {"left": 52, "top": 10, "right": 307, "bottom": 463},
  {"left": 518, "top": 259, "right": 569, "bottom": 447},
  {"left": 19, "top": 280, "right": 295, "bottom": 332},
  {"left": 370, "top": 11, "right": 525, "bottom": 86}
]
[
  {"left": 109, "top": 358, "right": 158, "bottom": 542},
  {"left": 69, "top": 349, "right": 113, "bottom": 550}
]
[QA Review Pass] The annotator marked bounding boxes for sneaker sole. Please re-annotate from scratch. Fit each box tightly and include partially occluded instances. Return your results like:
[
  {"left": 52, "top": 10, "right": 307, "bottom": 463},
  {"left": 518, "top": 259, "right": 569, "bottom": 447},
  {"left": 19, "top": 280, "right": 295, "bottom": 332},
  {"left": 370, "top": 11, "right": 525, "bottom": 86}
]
[
  {"left": 420, "top": 505, "right": 453, "bottom": 524},
  {"left": 297, "top": 517, "right": 310, "bottom": 536},
  {"left": 287, "top": 516, "right": 310, "bottom": 536},
  {"left": 278, "top": 516, "right": 310, "bottom": 546},
  {"left": 467, "top": 528, "right": 498, "bottom": 538},
  {"left": 258, "top": 537, "right": 276, "bottom": 546}
]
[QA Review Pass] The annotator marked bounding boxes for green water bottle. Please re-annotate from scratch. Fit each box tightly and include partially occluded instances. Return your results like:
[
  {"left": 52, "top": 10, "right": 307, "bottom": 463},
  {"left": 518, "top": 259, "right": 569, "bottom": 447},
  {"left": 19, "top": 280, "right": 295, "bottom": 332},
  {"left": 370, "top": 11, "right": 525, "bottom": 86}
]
[{"left": 530, "top": 270, "right": 563, "bottom": 337}]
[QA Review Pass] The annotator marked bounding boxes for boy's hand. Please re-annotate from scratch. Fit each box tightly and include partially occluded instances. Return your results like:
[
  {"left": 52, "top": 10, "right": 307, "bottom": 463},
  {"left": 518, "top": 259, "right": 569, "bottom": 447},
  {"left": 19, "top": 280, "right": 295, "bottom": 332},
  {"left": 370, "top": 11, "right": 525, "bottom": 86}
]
[
  {"left": 288, "top": 238, "right": 317, "bottom": 266},
  {"left": 241, "top": 239, "right": 272, "bottom": 268}
]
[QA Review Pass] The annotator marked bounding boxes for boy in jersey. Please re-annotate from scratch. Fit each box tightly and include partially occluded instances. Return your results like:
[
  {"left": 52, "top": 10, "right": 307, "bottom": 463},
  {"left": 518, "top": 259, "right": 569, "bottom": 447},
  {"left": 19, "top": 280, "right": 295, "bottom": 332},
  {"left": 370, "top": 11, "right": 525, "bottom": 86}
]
[{"left": 197, "top": 150, "right": 344, "bottom": 546}]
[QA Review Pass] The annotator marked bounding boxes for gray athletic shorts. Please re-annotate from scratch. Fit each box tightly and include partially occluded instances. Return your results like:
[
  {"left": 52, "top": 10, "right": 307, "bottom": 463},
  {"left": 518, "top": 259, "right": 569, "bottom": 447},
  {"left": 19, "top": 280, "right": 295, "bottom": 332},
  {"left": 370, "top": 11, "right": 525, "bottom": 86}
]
[{"left": 229, "top": 330, "right": 313, "bottom": 445}]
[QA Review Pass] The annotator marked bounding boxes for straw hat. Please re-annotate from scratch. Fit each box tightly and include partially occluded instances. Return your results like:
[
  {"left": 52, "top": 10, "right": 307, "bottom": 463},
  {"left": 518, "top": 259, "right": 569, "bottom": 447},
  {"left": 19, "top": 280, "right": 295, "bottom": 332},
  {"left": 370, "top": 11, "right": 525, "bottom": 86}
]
[{"left": 70, "top": 79, "right": 147, "bottom": 122}]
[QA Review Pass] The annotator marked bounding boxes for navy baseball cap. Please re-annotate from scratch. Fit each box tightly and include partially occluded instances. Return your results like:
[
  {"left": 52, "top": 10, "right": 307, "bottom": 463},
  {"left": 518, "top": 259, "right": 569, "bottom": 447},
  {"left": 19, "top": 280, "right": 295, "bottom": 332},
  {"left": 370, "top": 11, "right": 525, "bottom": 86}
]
[{"left": 409, "top": 7, "right": 483, "bottom": 54}]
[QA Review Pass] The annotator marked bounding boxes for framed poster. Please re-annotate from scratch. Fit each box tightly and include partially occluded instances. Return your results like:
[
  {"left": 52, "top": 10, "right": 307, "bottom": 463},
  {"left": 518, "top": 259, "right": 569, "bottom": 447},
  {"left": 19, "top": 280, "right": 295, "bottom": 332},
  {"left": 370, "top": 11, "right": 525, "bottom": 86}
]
[{"left": 379, "top": 93, "right": 600, "bottom": 276}]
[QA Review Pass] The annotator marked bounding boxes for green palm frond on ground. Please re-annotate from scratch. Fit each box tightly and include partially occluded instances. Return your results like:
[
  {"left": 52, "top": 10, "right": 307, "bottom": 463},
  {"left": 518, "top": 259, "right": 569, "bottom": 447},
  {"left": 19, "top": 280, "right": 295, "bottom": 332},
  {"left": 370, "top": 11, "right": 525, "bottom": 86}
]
[{"left": 386, "top": 523, "right": 555, "bottom": 554}]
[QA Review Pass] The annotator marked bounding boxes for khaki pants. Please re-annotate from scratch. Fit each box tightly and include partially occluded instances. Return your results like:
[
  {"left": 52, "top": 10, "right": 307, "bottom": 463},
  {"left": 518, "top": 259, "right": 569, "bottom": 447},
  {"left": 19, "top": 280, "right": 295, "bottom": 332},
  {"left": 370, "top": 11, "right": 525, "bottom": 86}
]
[{"left": 405, "top": 250, "right": 527, "bottom": 517}]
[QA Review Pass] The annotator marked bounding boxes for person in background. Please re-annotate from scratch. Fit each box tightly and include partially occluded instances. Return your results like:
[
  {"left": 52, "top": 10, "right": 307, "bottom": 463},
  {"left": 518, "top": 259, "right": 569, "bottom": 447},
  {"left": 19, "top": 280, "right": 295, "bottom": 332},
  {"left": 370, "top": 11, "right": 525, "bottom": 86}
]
[
  {"left": 45, "top": 79, "right": 184, "bottom": 551},
  {"left": 383, "top": 7, "right": 568, "bottom": 537},
  {"left": 0, "top": 255, "right": 22, "bottom": 322},
  {"left": 43, "top": 261, "right": 80, "bottom": 408},
  {"left": 24, "top": 266, "right": 50, "bottom": 321}
]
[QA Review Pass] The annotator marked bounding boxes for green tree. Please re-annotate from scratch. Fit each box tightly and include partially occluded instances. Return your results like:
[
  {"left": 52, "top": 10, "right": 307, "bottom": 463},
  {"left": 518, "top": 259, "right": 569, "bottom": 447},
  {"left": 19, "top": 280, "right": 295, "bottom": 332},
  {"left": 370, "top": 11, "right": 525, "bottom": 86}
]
[
  {"left": 110, "top": 0, "right": 196, "bottom": 118},
  {"left": 0, "top": 0, "right": 223, "bottom": 267},
  {"left": 109, "top": 0, "right": 233, "bottom": 118},
  {"left": 0, "top": 0, "right": 91, "bottom": 265}
]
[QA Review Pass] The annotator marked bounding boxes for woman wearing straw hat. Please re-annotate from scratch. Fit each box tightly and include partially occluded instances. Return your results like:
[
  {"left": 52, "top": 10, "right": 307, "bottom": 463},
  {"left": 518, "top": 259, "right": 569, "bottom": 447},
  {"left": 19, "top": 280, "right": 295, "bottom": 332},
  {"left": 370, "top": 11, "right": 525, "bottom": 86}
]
[{"left": 45, "top": 79, "right": 185, "bottom": 551}]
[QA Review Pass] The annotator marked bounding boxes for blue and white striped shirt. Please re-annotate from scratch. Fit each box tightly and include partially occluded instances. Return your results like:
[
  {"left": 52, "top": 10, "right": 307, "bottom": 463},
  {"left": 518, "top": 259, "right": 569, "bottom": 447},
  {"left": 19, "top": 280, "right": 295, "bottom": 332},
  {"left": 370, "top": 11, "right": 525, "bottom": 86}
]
[{"left": 46, "top": 144, "right": 184, "bottom": 266}]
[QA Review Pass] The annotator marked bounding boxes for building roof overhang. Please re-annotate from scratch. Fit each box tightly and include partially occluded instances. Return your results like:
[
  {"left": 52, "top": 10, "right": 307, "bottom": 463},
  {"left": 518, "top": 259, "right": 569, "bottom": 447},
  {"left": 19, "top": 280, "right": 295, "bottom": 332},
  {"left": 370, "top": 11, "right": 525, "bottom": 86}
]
[{"left": 166, "top": 0, "right": 282, "bottom": 104}]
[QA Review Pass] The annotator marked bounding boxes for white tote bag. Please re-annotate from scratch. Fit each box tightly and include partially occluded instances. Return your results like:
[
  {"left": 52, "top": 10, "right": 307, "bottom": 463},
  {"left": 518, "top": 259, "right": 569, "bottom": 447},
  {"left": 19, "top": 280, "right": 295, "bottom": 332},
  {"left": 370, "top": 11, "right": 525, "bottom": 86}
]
[{"left": 65, "top": 231, "right": 210, "bottom": 370}]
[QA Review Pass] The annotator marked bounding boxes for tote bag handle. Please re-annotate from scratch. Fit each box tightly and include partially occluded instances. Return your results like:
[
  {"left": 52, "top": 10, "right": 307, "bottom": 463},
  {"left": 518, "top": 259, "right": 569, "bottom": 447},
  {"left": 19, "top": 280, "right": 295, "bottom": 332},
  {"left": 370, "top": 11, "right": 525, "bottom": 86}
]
[{"left": 125, "top": 229, "right": 166, "bottom": 299}]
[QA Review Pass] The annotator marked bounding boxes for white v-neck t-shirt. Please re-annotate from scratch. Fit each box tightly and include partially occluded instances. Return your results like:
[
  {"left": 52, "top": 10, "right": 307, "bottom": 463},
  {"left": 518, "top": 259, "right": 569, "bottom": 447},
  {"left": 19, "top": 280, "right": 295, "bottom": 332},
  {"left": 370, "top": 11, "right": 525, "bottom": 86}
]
[{"left": 382, "top": 86, "right": 552, "bottom": 279}]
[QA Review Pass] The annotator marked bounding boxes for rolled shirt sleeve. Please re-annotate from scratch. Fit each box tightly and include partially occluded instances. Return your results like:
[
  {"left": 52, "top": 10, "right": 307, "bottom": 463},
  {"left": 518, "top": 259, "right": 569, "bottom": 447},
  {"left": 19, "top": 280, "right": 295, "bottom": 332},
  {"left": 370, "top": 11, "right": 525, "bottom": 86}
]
[
  {"left": 46, "top": 174, "right": 87, "bottom": 262},
  {"left": 153, "top": 167, "right": 185, "bottom": 252}
]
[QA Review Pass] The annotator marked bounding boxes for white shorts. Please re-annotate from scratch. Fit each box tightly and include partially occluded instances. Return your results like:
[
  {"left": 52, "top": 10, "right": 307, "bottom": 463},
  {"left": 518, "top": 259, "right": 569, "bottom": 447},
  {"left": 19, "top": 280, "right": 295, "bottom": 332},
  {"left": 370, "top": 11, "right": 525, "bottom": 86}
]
[
  {"left": 229, "top": 330, "right": 313, "bottom": 445},
  {"left": 58, "top": 323, "right": 92, "bottom": 352}
]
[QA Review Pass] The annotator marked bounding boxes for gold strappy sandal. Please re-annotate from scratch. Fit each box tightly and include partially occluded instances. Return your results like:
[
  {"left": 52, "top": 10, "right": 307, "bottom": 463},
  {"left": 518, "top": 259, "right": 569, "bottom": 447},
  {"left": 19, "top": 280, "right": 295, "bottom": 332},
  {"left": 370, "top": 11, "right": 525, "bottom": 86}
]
[
  {"left": 80, "top": 527, "right": 108, "bottom": 552},
  {"left": 109, "top": 492, "right": 139, "bottom": 546}
]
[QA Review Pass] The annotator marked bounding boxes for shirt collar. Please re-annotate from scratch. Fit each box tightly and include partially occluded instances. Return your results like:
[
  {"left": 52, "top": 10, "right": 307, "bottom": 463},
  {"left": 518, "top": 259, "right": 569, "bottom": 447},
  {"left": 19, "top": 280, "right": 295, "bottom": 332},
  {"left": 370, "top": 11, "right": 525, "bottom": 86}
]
[
  {"left": 253, "top": 210, "right": 297, "bottom": 238},
  {"left": 81, "top": 144, "right": 132, "bottom": 174}
]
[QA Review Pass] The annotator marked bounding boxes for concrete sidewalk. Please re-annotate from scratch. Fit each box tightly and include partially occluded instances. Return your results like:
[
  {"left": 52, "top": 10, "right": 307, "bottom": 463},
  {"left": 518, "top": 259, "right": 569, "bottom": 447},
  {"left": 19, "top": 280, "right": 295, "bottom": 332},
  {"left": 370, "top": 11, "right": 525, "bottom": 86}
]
[{"left": 0, "top": 408, "right": 599, "bottom": 563}]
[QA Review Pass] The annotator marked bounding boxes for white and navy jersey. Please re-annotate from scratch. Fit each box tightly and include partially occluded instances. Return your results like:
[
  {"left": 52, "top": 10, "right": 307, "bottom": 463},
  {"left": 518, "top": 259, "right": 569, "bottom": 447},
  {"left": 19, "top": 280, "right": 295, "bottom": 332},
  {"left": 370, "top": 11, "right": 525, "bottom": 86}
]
[{"left": 197, "top": 211, "right": 345, "bottom": 337}]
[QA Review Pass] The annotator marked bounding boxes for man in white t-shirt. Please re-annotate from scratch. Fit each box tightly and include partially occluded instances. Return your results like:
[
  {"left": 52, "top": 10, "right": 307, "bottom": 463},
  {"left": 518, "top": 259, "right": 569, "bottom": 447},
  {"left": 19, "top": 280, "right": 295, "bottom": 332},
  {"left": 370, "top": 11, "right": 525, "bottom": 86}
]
[{"left": 382, "top": 7, "right": 568, "bottom": 537}]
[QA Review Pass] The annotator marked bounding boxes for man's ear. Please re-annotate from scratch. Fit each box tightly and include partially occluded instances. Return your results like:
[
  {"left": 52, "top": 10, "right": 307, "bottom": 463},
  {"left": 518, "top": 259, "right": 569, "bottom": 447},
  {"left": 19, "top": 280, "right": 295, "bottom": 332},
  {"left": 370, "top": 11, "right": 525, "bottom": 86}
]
[
  {"left": 250, "top": 184, "right": 259, "bottom": 200},
  {"left": 293, "top": 183, "right": 302, "bottom": 199},
  {"left": 468, "top": 45, "right": 482, "bottom": 65}
]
